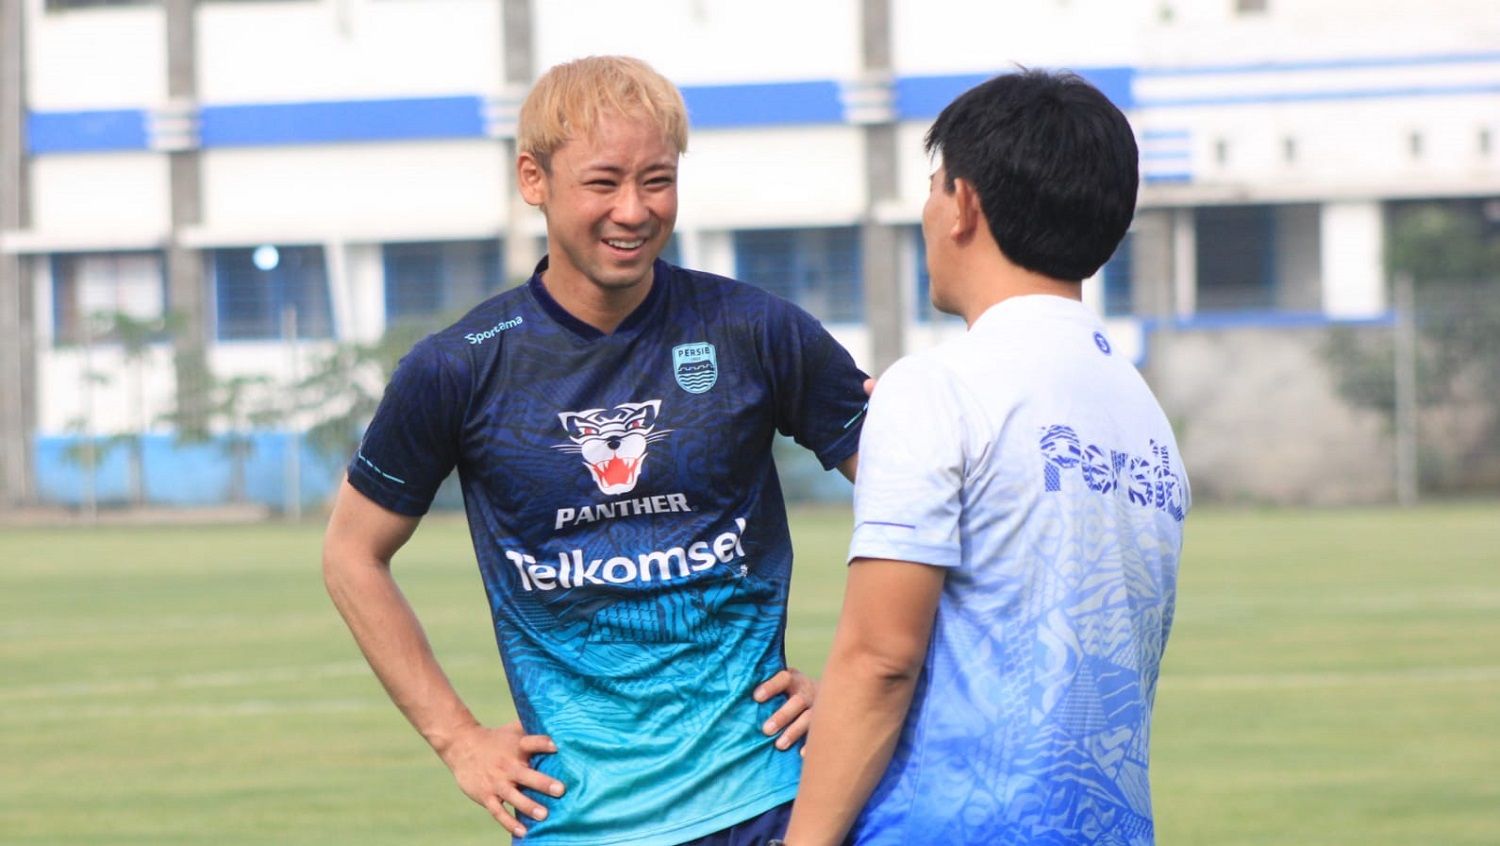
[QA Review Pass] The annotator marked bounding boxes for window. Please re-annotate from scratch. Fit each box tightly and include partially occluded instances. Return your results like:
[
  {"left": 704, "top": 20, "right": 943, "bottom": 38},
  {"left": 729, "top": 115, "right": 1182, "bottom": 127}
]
[
  {"left": 213, "top": 245, "right": 333, "bottom": 340},
  {"left": 733, "top": 227, "right": 862, "bottom": 323},
  {"left": 51, "top": 251, "right": 166, "bottom": 345},
  {"left": 1196, "top": 205, "right": 1276, "bottom": 312},
  {"left": 384, "top": 240, "right": 504, "bottom": 325},
  {"left": 1101, "top": 234, "right": 1134, "bottom": 317}
]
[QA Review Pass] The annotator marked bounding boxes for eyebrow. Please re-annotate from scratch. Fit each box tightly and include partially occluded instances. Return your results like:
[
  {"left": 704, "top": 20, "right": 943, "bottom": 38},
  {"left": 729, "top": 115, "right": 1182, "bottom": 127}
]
[{"left": 578, "top": 160, "right": 677, "bottom": 176}]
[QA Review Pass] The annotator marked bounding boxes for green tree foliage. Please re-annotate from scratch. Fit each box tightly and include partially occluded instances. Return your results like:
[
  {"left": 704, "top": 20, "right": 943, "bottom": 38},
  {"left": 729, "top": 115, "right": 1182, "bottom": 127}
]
[
  {"left": 1323, "top": 200, "right": 1500, "bottom": 486},
  {"left": 294, "top": 318, "right": 444, "bottom": 478}
]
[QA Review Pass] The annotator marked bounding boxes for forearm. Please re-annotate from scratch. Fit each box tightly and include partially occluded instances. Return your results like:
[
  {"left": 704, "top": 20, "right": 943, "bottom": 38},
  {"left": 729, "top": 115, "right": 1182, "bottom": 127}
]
[
  {"left": 782, "top": 648, "right": 920, "bottom": 845},
  {"left": 324, "top": 553, "right": 479, "bottom": 758}
]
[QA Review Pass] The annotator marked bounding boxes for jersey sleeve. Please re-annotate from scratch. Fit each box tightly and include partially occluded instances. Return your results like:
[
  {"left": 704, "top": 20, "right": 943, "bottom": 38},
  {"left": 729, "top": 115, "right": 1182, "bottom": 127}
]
[
  {"left": 761, "top": 299, "right": 869, "bottom": 470},
  {"left": 346, "top": 336, "right": 469, "bottom": 516},
  {"left": 847, "top": 355, "right": 969, "bottom": 569}
]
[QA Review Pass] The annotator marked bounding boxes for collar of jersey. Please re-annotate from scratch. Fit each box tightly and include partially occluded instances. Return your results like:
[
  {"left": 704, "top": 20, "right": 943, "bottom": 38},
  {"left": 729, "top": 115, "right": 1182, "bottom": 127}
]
[
  {"left": 972, "top": 294, "right": 1096, "bottom": 333},
  {"left": 525, "top": 256, "right": 669, "bottom": 341}
]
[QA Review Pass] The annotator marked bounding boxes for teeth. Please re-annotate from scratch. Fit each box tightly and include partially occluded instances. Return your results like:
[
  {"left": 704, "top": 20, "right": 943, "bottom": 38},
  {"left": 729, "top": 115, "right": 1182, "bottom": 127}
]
[{"left": 606, "top": 239, "right": 644, "bottom": 249}]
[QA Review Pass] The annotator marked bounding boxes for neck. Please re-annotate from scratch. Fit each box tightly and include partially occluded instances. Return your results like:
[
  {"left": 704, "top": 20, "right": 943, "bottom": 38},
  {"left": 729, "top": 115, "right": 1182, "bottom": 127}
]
[
  {"left": 540, "top": 263, "right": 656, "bottom": 335},
  {"left": 958, "top": 256, "right": 1081, "bottom": 326}
]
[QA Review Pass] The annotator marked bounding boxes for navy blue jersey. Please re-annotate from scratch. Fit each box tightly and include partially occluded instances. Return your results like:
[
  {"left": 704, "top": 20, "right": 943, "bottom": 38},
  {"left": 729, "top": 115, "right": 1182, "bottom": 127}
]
[{"left": 348, "top": 259, "right": 867, "bottom": 845}]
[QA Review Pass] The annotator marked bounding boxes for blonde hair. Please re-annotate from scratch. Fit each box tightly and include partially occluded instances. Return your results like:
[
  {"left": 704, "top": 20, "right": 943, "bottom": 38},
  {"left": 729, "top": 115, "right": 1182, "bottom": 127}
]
[{"left": 518, "top": 56, "right": 689, "bottom": 168}]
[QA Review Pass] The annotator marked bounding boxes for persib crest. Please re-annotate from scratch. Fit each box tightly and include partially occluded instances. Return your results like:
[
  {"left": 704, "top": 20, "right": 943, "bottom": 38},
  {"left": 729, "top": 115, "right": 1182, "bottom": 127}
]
[{"left": 672, "top": 342, "right": 718, "bottom": 394}]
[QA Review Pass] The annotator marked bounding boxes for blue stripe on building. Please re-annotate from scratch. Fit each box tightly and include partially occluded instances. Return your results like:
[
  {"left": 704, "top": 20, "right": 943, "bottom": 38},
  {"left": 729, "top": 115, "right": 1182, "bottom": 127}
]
[
  {"left": 1137, "top": 81, "right": 1500, "bottom": 109},
  {"left": 897, "top": 66, "right": 1135, "bottom": 118},
  {"left": 680, "top": 80, "right": 844, "bottom": 128},
  {"left": 199, "top": 95, "right": 486, "bottom": 147},
  {"left": 24, "top": 55, "right": 1495, "bottom": 152},
  {"left": 26, "top": 109, "right": 150, "bottom": 153},
  {"left": 1135, "top": 50, "right": 1500, "bottom": 78}
]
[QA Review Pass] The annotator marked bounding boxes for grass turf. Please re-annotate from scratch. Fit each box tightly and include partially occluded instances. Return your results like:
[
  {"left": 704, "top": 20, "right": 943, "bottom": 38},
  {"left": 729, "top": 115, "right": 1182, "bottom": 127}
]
[{"left": 1, "top": 502, "right": 1497, "bottom": 844}]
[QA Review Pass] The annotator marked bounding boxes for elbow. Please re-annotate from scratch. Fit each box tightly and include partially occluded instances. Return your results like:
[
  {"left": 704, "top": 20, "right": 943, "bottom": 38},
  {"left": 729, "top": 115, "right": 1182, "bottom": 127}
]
[
  {"left": 837, "top": 639, "right": 928, "bottom": 688},
  {"left": 321, "top": 544, "right": 347, "bottom": 600},
  {"left": 321, "top": 538, "right": 366, "bottom": 600}
]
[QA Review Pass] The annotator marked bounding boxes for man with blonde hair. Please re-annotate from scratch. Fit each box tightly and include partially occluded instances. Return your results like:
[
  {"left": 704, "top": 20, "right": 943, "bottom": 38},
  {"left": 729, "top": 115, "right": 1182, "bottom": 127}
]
[{"left": 323, "top": 55, "right": 867, "bottom": 845}]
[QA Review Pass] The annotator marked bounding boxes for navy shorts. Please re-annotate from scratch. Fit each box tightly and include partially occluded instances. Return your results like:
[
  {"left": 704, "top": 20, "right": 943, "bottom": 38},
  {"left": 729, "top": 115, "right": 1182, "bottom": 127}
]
[{"left": 675, "top": 801, "right": 791, "bottom": 846}]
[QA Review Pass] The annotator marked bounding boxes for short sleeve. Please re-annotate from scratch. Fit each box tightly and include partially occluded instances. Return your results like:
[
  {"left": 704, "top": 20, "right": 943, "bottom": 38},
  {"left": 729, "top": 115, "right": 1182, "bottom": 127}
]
[
  {"left": 762, "top": 300, "right": 869, "bottom": 470},
  {"left": 346, "top": 337, "right": 469, "bottom": 516},
  {"left": 847, "top": 355, "right": 969, "bottom": 569}
]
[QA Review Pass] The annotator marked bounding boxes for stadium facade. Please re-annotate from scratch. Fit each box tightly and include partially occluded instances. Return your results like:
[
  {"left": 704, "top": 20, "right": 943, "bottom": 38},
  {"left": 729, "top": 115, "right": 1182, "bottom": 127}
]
[{"left": 2, "top": 0, "right": 1498, "bottom": 510}]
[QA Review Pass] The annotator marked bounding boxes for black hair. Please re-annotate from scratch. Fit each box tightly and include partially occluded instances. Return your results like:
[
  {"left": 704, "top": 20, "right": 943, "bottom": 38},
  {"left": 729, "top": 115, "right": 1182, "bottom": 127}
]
[{"left": 924, "top": 69, "right": 1138, "bottom": 282}]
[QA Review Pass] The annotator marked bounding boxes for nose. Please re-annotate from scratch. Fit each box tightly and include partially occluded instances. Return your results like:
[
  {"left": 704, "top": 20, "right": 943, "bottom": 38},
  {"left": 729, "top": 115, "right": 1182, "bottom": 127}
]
[
  {"left": 606, "top": 437, "right": 622, "bottom": 450},
  {"left": 612, "top": 184, "right": 650, "bottom": 228}
]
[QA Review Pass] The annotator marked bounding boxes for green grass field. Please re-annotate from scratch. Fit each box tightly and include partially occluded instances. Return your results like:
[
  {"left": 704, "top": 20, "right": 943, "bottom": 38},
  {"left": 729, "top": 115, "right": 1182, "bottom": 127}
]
[{"left": 2, "top": 503, "right": 1498, "bottom": 845}]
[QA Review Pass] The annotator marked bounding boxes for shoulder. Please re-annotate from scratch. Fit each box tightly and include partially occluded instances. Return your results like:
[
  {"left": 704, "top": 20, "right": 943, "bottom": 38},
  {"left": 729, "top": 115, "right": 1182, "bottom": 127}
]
[
  {"left": 667, "top": 263, "right": 804, "bottom": 319},
  {"left": 436, "top": 286, "right": 533, "bottom": 348},
  {"left": 876, "top": 350, "right": 960, "bottom": 401},
  {"left": 384, "top": 289, "right": 533, "bottom": 391},
  {"left": 392, "top": 286, "right": 532, "bottom": 365}
]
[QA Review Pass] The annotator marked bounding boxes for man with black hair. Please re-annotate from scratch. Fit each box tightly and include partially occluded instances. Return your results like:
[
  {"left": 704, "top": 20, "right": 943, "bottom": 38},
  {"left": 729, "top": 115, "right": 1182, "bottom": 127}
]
[{"left": 779, "top": 69, "right": 1189, "bottom": 845}]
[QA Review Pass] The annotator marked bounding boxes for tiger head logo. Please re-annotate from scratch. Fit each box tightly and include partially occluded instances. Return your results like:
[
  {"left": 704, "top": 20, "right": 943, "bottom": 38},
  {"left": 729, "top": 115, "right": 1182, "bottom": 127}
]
[{"left": 553, "top": 400, "right": 673, "bottom": 495}]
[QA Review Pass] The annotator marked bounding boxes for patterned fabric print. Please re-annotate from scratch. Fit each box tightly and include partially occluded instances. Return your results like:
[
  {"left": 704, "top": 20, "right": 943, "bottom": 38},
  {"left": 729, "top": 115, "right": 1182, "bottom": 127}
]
[
  {"left": 847, "top": 295, "right": 1185, "bottom": 846},
  {"left": 349, "top": 261, "right": 867, "bottom": 845}
]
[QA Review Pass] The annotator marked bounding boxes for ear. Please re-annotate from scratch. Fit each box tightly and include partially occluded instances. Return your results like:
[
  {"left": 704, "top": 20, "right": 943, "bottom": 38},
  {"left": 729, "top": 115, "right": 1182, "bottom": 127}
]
[
  {"left": 951, "top": 178, "right": 982, "bottom": 243},
  {"left": 517, "top": 151, "right": 549, "bottom": 207}
]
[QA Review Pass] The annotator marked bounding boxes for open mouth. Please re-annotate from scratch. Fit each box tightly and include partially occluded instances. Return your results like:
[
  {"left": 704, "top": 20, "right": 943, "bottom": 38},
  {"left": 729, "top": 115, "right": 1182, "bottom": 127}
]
[
  {"left": 591, "top": 456, "right": 641, "bottom": 489},
  {"left": 604, "top": 237, "right": 647, "bottom": 254}
]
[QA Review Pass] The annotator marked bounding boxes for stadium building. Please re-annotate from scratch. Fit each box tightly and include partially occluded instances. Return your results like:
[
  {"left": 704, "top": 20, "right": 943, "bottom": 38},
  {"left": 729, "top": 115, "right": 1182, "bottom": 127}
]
[{"left": 2, "top": 0, "right": 1497, "bottom": 511}]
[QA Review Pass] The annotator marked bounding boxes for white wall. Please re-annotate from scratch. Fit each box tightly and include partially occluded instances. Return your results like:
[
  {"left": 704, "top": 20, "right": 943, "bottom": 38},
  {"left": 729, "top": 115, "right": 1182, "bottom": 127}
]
[
  {"left": 893, "top": 0, "right": 1143, "bottom": 73},
  {"left": 196, "top": 0, "right": 502, "bottom": 103},
  {"left": 194, "top": 141, "right": 508, "bottom": 245},
  {"left": 1145, "top": 0, "right": 1500, "bottom": 64},
  {"left": 680, "top": 128, "right": 867, "bottom": 229},
  {"left": 27, "top": 153, "right": 171, "bottom": 248},
  {"left": 26, "top": 0, "right": 165, "bottom": 109},
  {"left": 533, "top": 0, "right": 862, "bottom": 84}
]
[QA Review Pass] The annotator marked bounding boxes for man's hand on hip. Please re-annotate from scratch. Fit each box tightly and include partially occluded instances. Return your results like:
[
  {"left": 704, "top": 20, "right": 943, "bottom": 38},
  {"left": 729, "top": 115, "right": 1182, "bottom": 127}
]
[
  {"left": 754, "top": 667, "right": 817, "bottom": 751},
  {"left": 438, "top": 720, "right": 565, "bottom": 839}
]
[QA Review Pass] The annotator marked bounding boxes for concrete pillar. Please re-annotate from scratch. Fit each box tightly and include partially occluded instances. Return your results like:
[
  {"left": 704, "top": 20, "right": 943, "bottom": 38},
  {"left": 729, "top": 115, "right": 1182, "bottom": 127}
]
[
  {"left": 1320, "top": 200, "right": 1386, "bottom": 317},
  {"left": 694, "top": 230, "right": 737, "bottom": 279},
  {"left": 163, "top": 0, "right": 210, "bottom": 430},
  {"left": 500, "top": 0, "right": 539, "bottom": 286},
  {"left": 1274, "top": 204, "right": 1321, "bottom": 311},
  {"left": 1171, "top": 207, "right": 1197, "bottom": 317},
  {"left": 1128, "top": 209, "right": 1175, "bottom": 318},
  {"left": 0, "top": 0, "right": 36, "bottom": 506},
  {"left": 858, "top": 0, "right": 903, "bottom": 375},
  {"left": 341, "top": 243, "right": 385, "bottom": 343}
]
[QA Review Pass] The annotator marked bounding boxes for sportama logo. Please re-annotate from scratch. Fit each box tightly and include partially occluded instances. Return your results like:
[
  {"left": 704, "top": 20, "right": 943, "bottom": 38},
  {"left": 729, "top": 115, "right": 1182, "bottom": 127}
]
[{"left": 553, "top": 400, "right": 673, "bottom": 495}]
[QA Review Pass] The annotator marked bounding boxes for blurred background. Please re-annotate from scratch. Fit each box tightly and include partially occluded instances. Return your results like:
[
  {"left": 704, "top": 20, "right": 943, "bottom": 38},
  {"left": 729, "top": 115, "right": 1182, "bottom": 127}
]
[
  {"left": 3, "top": 4, "right": 1499, "bottom": 845},
  {"left": 2, "top": 0, "right": 1499, "bottom": 516}
]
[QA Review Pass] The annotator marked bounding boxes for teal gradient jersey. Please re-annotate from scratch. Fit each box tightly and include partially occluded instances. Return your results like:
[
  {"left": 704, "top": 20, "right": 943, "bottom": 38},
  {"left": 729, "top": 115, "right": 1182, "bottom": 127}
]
[{"left": 347, "top": 260, "right": 867, "bottom": 845}]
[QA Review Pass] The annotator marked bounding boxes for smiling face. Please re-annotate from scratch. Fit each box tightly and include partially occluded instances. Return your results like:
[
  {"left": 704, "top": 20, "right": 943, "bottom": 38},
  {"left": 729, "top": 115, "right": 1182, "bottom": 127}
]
[{"left": 518, "top": 112, "right": 679, "bottom": 312}]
